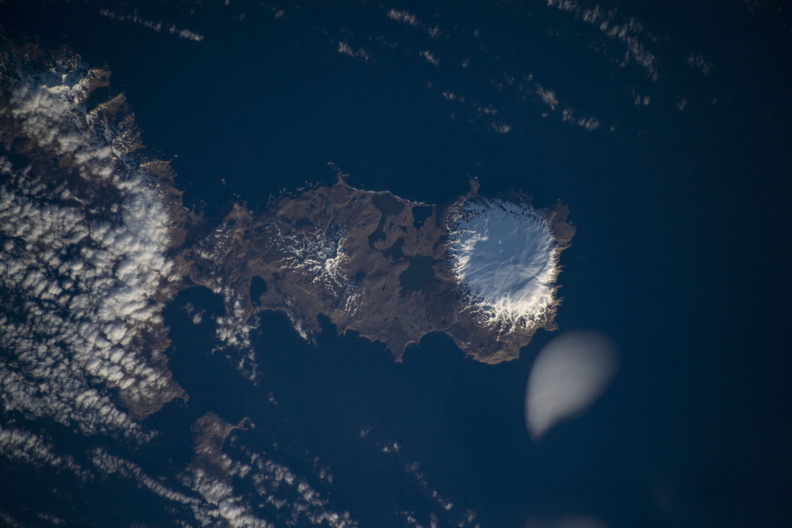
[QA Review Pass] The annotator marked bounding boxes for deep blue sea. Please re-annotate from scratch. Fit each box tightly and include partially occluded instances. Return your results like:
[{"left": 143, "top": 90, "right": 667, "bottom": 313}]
[{"left": 1, "top": 0, "right": 791, "bottom": 527}]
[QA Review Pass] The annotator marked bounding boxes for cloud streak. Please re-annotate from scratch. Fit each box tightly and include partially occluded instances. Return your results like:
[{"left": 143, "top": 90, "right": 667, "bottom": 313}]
[
  {"left": 99, "top": 8, "right": 204, "bottom": 41},
  {"left": 0, "top": 426, "right": 93, "bottom": 481}
]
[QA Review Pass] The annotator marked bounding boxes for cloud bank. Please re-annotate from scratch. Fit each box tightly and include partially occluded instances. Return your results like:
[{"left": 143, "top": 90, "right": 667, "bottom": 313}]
[{"left": 0, "top": 47, "right": 183, "bottom": 441}]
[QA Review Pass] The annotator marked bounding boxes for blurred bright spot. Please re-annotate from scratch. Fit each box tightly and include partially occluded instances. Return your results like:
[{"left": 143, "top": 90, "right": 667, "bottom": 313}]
[
  {"left": 525, "top": 331, "right": 618, "bottom": 439},
  {"left": 525, "top": 515, "right": 608, "bottom": 528}
]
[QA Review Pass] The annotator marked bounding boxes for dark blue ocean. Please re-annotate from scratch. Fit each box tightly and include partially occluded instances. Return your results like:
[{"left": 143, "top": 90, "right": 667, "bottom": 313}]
[{"left": 1, "top": 0, "right": 791, "bottom": 527}]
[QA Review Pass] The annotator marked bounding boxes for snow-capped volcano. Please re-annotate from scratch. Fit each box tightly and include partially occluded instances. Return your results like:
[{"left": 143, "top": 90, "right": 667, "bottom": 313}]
[{"left": 448, "top": 199, "right": 560, "bottom": 329}]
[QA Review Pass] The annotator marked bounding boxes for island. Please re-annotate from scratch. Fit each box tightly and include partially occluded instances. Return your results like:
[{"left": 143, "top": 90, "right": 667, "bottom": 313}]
[
  {"left": 0, "top": 39, "right": 575, "bottom": 444},
  {"left": 176, "top": 177, "right": 575, "bottom": 364}
]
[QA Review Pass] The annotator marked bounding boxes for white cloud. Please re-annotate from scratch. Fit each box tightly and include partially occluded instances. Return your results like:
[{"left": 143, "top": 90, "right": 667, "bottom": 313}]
[
  {"left": 337, "top": 42, "right": 370, "bottom": 62},
  {"left": 535, "top": 84, "right": 600, "bottom": 130},
  {"left": 91, "top": 448, "right": 197, "bottom": 506},
  {"left": 91, "top": 447, "right": 278, "bottom": 528},
  {"left": 491, "top": 122, "right": 512, "bottom": 134},
  {"left": 169, "top": 26, "right": 205, "bottom": 42},
  {"left": 536, "top": 85, "right": 560, "bottom": 111},
  {"left": 0, "top": 426, "right": 92, "bottom": 480},
  {"left": 632, "top": 91, "right": 651, "bottom": 106},
  {"left": 561, "top": 108, "right": 600, "bottom": 130},
  {"left": 99, "top": 8, "right": 205, "bottom": 42},
  {"left": 545, "top": 0, "right": 658, "bottom": 81},
  {"left": 0, "top": 49, "right": 183, "bottom": 441},
  {"left": 387, "top": 8, "right": 443, "bottom": 39},
  {"left": 687, "top": 53, "right": 713, "bottom": 75},
  {"left": 0, "top": 510, "right": 23, "bottom": 528},
  {"left": 92, "top": 445, "right": 348, "bottom": 528},
  {"left": 182, "top": 466, "right": 274, "bottom": 528},
  {"left": 526, "top": 515, "right": 609, "bottom": 528},
  {"left": 420, "top": 50, "right": 440, "bottom": 66}
]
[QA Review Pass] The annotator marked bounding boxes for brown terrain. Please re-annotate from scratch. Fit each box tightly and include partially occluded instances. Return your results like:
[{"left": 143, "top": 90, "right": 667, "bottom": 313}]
[{"left": 177, "top": 177, "right": 575, "bottom": 363}]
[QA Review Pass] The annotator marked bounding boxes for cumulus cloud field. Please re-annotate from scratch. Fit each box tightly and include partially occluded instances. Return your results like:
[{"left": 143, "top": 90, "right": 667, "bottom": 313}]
[{"left": 0, "top": 51, "right": 183, "bottom": 440}]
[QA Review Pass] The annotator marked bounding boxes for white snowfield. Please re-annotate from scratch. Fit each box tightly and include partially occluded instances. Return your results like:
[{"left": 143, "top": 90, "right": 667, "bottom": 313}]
[{"left": 448, "top": 199, "right": 560, "bottom": 328}]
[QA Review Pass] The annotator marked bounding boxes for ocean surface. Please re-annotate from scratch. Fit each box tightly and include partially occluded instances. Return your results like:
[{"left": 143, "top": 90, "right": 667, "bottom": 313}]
[{"left": 1, "top": 0, "right": 791, "bottom": 527}]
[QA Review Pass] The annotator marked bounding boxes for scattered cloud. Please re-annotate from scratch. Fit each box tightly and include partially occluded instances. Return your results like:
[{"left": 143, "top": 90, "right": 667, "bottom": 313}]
[
  {"left": 91, "top": 448, "right": 197, "bottom": 506},
  {"left": 188, "top": 206, "right": 354, "bottom": 367},
  {"left": 99, "top": 8, "right": 204, "bottom": 42},
  {"left": 338, "top": 42, "right": 370, "bottom": 62},
  {"left": 0, "top": 426, "right": 93, "bottom": 481},
  {"left": 536, "top": 84, "right": 600, "bottom": 130},
  {"left": 0, "top": 510, "right": 24, "bottom": 528},
  {"left": 0, "top": 49, "right": 183, "bottom": 441},
  {"left": 227, "top": 449, "right": 358, "bottom": 528},
  {"left": 449, "top": 199, "right": 560, "bottom": 328},
  {"left": 687, "top": 53, "right": 713, "bottom": 75},
  {"left": 632, "top": 91, "right": 651, "bottom": 106},
  {"left": 536, "top": 85, "right": 560, "bottom": 111},
  {"left": 182, "top": 465, "right": 273, "bottom": 528},
  {"left": 261, "top": 3, "right": 286, "bottom": 19},
  {"left": 491, "top": 122, "right": 512, "bottom": 134},
  {"left": 561, "top": 108, "right": 600, "bottom": 131},
  {"left": 387, "top": 8, "right": 442, "bottom": 38},
  {"left": 183, "top": 215, "right": 260, "bottom": 379},
  {"left": 545, "top": 0, "right": 659, "bottom": 81},
  {"left": 420, "top": 50, "right": 440, "bottom": 66},
  {"left": 526, "top": 515, "right": 609, "bottom": 528},
  {"left": 387, "top": 9, "right": 418, "bottom": 27},
  {"left": 525, "top": 331, "right": 618, "bottom": 439}
]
